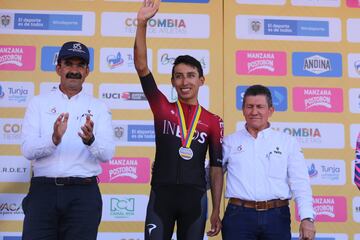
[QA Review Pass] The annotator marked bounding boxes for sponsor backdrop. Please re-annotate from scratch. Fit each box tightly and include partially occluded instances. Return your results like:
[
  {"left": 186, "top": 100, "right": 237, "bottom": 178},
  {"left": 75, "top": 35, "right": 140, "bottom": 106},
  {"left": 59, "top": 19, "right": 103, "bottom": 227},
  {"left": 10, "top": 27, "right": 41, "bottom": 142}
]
[{"left": 0, "top": 0, "right": 359, "bottom": 239}]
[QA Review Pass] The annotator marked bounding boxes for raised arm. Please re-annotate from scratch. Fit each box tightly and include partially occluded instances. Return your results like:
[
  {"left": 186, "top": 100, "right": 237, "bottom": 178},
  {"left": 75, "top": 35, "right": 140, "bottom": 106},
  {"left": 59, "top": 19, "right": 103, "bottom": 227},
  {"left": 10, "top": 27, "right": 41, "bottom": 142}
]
[{"left": 134, "top": 0, "right": 159, "bottom": 77}]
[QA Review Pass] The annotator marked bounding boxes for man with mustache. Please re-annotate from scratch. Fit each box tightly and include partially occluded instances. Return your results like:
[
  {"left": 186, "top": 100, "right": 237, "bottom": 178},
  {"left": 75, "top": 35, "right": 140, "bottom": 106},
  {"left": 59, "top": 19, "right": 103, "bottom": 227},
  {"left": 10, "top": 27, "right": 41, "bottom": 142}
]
[{"left": 21, "top": 41, "right": 115, "bottom": 240}]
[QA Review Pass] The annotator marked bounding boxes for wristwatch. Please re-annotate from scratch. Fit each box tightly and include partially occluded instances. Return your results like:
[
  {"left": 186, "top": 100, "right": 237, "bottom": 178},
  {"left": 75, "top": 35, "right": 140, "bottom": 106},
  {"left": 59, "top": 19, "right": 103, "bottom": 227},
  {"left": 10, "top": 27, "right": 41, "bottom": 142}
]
[{"left": 301, "top": 217, "right": 315, "bottom": 223}]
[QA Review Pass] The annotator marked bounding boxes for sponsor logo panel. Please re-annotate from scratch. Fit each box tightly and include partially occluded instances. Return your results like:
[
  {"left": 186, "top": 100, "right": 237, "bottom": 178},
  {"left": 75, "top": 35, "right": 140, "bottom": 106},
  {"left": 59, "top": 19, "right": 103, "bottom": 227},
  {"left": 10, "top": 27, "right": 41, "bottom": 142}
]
[
  {"left": 100, "top": 48, "right": 152, "bottom": 73},
  {"left": 0, "top": 10, "right": 94, "bottom": 36},
  {"left": 292, "top": 52, "right": 342, "bottom": 77},
  {"left": 0, "top": 46, "right": 35, "bottom": 71},
  {"left": 101, "top": 194, "right": 148, "bottom": 221},
  {"left": 0, "top": 82, "right": 34, "bottom": 108},
  {"left": 348, "top": 88, "right": 360, "bottom": 113},
  {"left": 236, "top": 15, "right": 341, "bottom": 42},
  {"left": 236, "top": 50, "right": 286, "bottom": 76},
  {"left": 0, "top": 194, "right": 25, "bottom": 221},
  {"left": 39, "top": 82, "right": 93, "bottom": 96},
  {"left": 291, "top": 0, "right": 340, "bottom": 7},
  {"left": 112, "top": 120, "right": 155, "bottom": 147},
  {"left": 292, "top": 87, "right": 343, "bottom": 112},
  {"left": 101, "top": 13, "right": 209, "bottom": 39},
  {"left": 236, "top": 86, "right": 287, "bottom": 111},
  {"left": 99, "top": 157, "right": 150, "bottom": 183},
  {"left": 306, "top": 159, "right": 345, "bottom": 185},
  {"left": 295, "top": 196, "right": 347, "bottom": 222},
  {"left": 347, "top": 0, "right": 360, "bottom": 7},
  {"left": 347, "top": 19, "right": 360, "bottom": 42},
  {"left": 158, "top": 49, "right": 209, "bottom": 75},
  {"left": 0, "top": 118, "right": 23, "bottom": 145},
  {"left": 0, "top": 156, "right": 31, "bottom": 183},
  {"left": 237, "top": 122, "right": 344, "bottom": 149},
  {"left": 348, "top": 53, "right": 360, "bottom": 78},
  {"left": 0, "top": 233, "right": 22, "bottom": 240},
  {"left": 353, "top": 196, "right": 360, "bottom": 222},
  {"left": 41, "top": 46, "right": 94, "bottom": 72}
]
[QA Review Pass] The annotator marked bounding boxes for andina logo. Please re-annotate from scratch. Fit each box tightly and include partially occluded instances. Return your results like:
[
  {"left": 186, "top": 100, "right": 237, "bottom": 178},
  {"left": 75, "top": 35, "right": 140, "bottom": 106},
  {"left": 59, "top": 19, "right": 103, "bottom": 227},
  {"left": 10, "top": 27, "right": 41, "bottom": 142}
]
[
  {"left": 107, "top": 52, "right": 124, "bottom": 69},
  {"left": 303, "top": 55, "right": 331, "bottom": 75},
  {"left": 125, "top": 18, "right": 186, "bottom": 28},
  {"left": 110, "top": 197, "right": 135, "bottom": 218},
  {"left": 0, "top": 47, "right": 24, "bottom": 67}
]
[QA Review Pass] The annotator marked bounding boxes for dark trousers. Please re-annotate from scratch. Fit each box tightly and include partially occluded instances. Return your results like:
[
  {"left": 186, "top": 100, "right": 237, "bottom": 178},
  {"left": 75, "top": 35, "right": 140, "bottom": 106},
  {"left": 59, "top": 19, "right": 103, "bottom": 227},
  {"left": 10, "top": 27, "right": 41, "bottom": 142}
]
[
  {"left": 222, "top": 204, "right": 291, "bottom": 240},
  {"left": 22, "top": 179, "right": 102, "bottom": 240}
]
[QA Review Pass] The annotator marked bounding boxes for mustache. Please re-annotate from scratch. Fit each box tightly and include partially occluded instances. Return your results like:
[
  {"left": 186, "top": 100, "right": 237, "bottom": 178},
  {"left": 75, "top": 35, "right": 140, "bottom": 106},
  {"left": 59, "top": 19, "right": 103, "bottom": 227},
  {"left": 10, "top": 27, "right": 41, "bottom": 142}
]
[{"left": 66, "top": 72, "right": 82, "bottom": 79}]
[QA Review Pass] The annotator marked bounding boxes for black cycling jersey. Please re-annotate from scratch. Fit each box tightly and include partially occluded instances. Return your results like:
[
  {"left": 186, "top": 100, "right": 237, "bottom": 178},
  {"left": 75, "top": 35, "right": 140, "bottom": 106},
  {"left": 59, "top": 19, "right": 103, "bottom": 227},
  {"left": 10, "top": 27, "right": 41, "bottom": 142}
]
[{"left": 140, "top": 72, "right": 223, "bottom": 190}]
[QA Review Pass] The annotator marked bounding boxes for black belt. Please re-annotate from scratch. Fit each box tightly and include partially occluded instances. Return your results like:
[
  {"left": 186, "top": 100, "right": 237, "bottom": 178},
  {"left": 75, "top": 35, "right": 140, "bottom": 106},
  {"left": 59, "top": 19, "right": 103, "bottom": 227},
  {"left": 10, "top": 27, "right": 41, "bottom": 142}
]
[{"left": 31, "top": 176, "right": 98, "bottom": 186}]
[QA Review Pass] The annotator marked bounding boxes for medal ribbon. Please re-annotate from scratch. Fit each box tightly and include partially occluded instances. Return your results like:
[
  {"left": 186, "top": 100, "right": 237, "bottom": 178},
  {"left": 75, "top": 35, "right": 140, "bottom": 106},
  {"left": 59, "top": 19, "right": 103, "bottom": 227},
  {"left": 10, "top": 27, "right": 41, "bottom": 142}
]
[{"left": 176, "top": 101, "right": 202, "bottom": 148}]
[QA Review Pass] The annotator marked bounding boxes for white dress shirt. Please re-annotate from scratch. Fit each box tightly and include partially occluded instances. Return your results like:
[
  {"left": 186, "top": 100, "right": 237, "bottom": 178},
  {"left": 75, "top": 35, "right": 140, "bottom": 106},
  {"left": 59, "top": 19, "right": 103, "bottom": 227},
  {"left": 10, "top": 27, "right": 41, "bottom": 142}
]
[
  {"left": 222, "top": 125, "right": 315, "bottom": 220},
  {"left": 21, "top": 87, "right": 115, "bottom": 178}
]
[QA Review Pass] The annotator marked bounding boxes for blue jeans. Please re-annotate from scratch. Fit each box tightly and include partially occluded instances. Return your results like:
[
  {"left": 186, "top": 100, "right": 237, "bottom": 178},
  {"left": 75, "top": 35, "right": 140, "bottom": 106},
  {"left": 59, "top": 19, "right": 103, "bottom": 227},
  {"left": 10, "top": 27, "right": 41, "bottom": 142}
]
[{"left": 222, "top": 203, "right": 291, "bottom": 240}]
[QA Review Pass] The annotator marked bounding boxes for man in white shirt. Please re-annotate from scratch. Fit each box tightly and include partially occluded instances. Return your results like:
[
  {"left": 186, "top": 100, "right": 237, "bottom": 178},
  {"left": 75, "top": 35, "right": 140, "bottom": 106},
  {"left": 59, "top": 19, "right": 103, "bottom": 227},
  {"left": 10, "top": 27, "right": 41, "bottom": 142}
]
[
  {"left": 21, "top": 41, "right": 115, "bottom": 240},
  {"left": 222, "top": 85, "right": 316, "bottom": 240}
]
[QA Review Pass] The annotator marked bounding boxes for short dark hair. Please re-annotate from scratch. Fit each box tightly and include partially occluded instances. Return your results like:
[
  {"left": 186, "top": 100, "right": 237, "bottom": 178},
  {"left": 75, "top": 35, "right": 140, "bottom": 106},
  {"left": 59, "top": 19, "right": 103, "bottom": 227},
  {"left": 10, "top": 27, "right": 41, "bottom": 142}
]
[
  {"left": 171, "top": 55, "right": 204, "bottom": 79},
  {"left": 242, "top": 84, "right": 273, "bottom": 108}
]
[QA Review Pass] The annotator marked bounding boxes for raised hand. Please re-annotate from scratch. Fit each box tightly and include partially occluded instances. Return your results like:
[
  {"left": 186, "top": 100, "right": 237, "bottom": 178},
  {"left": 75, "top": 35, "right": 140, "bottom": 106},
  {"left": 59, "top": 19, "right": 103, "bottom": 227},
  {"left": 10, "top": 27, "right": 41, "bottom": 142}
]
[
  {"left": 78, "top": 114, "right": 95, "bottom": 145},
  {"left": 137, "top": 0, "right": 160, "bottom": 23},
  {"left": 52, "top": 113, "right": 69, "bottom": 145}
]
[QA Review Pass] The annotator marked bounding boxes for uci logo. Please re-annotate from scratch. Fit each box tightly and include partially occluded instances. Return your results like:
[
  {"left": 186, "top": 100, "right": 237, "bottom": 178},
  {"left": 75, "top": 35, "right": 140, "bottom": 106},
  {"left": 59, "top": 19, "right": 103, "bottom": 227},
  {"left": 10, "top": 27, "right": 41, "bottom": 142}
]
[{"left": 3, "top": 123, "right": 22, "bottom": 133}]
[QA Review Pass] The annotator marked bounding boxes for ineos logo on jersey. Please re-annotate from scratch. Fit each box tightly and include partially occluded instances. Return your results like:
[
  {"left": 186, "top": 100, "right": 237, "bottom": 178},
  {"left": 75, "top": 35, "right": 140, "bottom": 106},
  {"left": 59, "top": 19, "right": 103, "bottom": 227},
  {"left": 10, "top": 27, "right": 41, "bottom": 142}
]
[{"left": 162, "top": 120, "right": 207, "bottom": 144}]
